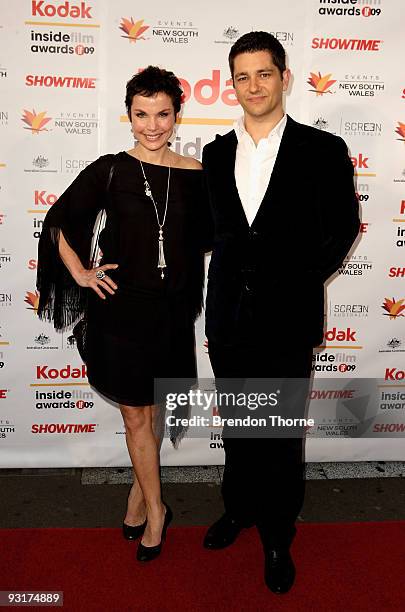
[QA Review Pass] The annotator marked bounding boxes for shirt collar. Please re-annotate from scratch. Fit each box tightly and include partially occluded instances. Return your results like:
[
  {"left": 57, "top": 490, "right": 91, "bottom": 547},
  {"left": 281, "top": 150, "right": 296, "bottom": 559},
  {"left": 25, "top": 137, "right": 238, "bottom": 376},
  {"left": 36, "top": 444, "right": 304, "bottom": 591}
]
[{"left": 233, "top": 113, "right": 287, "bottom": 145}]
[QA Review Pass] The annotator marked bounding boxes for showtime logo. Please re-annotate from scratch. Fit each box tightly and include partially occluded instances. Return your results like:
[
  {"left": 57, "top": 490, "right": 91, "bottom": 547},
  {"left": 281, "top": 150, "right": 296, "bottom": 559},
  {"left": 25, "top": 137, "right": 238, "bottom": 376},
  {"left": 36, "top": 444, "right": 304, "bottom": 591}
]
[
  {"left": 373, "top": 423, "right": 405, "bottom": 433},
  {"left": 34, "top": 190, "right": 58, "bottom": 206},
  {"left": 309, "top": 389, "right": 355, "bottom": 400},
  {"left": 32, "top": 423, "right": 96, "bottom": 433},
  {"left": 26, "top": 75, "right": 96, "bottom": 89},
  {"left": 388, "top": 268, "right": 405, "bottom": 278},
  {"left": 324, "top": 327, "right": 357, "bottom": 342},
  {"left": 31, "top": 1, "right": 93, "bottom": 19},
  {"left": 0, "top": 390, "right": 8, "bottom": 399},
  {"left": 36, "top": 364, "right": 87, "bottom": 379},
  {"left": 385, "top": 368, "right": 405, "bottom": 381},
  {"left": 311, "top": 37, "right": 382, "bottom": 51}
]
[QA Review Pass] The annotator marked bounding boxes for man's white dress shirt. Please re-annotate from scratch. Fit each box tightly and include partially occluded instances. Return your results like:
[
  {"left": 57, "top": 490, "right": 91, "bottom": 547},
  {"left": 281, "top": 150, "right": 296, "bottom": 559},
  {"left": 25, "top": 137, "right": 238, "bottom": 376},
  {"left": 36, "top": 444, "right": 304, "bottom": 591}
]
[{"left": 234, "top": 114, "right": 287, "bottom": 226}]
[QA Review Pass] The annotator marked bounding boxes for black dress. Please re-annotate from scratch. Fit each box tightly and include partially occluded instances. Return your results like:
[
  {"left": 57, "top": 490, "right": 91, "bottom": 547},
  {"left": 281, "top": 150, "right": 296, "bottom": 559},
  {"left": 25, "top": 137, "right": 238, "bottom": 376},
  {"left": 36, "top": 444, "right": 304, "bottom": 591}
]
[{"left": 37, "top": 152, "right": 210, "bottom": 408}]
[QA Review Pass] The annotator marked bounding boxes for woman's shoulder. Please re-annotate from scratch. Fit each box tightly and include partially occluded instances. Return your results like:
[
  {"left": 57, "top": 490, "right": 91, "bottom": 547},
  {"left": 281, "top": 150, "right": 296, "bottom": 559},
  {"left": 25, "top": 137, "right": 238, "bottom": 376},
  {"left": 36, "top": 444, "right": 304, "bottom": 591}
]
[
  {"left": 84, "top": 153, "right": 116, "bottom": 174},
  {"left": 80, "top": 153, "right": 123, "bottom": 184},
  {"left": 170, "top": 152, "right": 202, "bottom": 171}
]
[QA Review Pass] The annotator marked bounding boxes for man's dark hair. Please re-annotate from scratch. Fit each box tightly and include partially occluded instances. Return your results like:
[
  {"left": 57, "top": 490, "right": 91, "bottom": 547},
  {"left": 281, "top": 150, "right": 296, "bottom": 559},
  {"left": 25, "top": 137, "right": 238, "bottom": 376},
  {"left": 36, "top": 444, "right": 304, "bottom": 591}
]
[
  {"left": 228, "top": 31, "right": 286, "bottom": 79},
  {"left": 125, "top": 66, "right": 183, "bottom": 120}
]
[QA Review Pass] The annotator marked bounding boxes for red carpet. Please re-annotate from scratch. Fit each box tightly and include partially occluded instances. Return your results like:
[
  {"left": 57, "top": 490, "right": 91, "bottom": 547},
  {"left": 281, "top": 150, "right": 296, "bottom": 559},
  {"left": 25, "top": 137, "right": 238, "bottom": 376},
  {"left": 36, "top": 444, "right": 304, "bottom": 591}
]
[{"left": 0, "top": 522, "right": 404, "bottom": 612}]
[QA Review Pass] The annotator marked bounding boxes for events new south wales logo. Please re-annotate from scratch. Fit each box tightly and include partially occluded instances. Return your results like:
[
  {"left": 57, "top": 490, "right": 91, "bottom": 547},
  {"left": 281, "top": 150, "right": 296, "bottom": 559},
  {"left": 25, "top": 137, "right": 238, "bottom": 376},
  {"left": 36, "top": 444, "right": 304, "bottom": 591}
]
[
  {"left": 119, "top": 18, "right": 149, "bottom": 43},
  {"left": 395, "top": 122, "right": 405, "bottom": 143},
  {"left": 307, "top": 71, "right": 384, "bottom": 98},
  {"left": 119, "top": 16, "right": 199, "bottom": 45},
  {"left": 307, "top": 72, "right": 336, "bottom": 95},
  {"left": 382, "top": 298, "right": 405, "bottom": 320},
  {"left": 21, "top": 109, "right": 51, "bottom": 134},
  {"left": 24, "top": 290, "right": 40, "bottom": 311}
]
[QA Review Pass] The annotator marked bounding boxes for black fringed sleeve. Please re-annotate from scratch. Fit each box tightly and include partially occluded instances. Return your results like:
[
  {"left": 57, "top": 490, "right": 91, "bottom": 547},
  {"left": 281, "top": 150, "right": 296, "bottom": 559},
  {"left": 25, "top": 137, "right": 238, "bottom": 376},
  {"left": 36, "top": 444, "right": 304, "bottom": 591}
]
[{"left": 36, "top": 154, "right": 114, "bottom": 330}]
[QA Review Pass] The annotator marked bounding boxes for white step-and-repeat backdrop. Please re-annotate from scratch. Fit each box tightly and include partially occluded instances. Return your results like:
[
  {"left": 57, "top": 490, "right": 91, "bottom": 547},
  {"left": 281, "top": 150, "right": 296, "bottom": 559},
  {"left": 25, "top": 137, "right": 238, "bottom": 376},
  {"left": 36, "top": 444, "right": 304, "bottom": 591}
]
[{"left": 1, "top": 0, "right": 405, "bottom": 466}]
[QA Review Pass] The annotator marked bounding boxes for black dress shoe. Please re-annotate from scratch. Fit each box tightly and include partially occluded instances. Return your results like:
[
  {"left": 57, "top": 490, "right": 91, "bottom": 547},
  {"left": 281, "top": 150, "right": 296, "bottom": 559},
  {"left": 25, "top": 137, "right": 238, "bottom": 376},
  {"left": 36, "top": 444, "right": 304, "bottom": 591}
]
[
  {"left": 203, "top": 514, "right": 252, "bottom": 550},
  {"left": 122, "top": 519, "right": 147, "bottom": 541},
  {"left": 136, "top": 504, "right": 173, "bottom": 562},
  {"left": 264, "top": 548, "right": 296, "bottom": 594}
]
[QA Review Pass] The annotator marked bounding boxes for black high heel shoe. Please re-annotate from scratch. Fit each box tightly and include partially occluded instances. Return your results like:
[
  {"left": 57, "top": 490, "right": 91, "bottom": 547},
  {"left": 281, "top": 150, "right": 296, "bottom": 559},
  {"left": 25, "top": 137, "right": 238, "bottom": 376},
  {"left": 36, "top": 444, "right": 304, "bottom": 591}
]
[
  {"left": 122, "top": 485, "right": 147, "bottom": 540},
  {"left": 136, "top": 503, "right": 173, "bottom": 562},
  {"left": 122, "top": 519, "right": 147, "bottom": 541}
]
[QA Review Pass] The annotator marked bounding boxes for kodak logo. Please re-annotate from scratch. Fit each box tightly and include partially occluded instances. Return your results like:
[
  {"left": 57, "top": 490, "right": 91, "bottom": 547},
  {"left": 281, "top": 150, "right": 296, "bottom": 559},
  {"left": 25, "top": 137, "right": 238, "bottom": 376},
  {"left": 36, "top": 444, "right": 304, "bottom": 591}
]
[
  {"left": 385, "top": 368, "right": 405, "bottom": 381},
  {"left": 324, "top": 327, "right": 357, "bottom": 342},
  {"left": 36, "top": 364, "right": 87, "bottom": 379},
  {"left": 32, "top": 1, "right": 92, "bottom": 19}
]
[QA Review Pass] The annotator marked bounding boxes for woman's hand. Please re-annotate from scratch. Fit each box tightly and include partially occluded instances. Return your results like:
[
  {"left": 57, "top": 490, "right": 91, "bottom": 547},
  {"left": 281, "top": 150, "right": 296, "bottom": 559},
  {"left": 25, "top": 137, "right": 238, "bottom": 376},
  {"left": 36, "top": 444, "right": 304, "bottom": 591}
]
[{"left": 74, "top": 264, "right": 119, "bottom": 300}]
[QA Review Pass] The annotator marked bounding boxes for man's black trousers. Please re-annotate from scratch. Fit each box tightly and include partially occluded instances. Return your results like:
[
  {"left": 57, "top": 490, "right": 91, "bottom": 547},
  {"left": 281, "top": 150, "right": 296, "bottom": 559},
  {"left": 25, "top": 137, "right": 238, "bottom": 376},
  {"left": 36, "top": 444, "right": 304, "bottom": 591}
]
[{"left": 208, "top": 340, "right": 313, "bottom": 549}]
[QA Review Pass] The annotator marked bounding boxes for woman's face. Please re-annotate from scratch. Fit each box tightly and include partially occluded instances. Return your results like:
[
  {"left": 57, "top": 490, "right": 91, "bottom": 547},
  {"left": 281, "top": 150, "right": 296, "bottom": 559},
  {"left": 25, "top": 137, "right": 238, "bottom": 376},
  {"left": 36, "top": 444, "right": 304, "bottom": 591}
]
[{"left": 130, "top": 92, "right": 176, "bottom": 152}]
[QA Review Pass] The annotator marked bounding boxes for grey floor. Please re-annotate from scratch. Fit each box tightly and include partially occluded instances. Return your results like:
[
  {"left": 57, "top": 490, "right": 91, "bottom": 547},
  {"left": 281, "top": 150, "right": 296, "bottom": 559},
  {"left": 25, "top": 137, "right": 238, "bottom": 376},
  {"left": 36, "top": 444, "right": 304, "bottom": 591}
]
[{"left": 1, "top": 462, "right": 405, "bottom": 529}]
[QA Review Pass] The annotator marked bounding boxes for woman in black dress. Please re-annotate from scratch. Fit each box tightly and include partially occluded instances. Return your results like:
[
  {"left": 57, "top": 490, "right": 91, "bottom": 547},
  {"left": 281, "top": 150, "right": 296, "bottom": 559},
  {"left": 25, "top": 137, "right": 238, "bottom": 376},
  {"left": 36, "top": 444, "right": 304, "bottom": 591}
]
[{"left": 36, "top": 67, "right": 209, "bottom": 561}]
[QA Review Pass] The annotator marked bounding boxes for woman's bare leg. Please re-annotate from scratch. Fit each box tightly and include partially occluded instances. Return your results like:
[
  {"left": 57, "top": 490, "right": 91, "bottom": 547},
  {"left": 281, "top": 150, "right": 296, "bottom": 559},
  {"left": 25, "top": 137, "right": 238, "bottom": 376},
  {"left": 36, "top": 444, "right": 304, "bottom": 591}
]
[
  {"left": 123, "top": 404, "right": 166, "bottom": 526},
  {"left": 120, "top": 404, "right": 166, "bottom": 546}
]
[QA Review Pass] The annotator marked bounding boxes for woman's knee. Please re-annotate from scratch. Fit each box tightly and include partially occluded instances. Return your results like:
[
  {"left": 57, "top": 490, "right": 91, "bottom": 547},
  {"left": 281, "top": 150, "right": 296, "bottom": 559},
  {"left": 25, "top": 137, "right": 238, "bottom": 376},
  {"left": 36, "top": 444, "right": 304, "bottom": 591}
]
[{"left": 121, "top": 405, "right": 151, "bottom": 434}]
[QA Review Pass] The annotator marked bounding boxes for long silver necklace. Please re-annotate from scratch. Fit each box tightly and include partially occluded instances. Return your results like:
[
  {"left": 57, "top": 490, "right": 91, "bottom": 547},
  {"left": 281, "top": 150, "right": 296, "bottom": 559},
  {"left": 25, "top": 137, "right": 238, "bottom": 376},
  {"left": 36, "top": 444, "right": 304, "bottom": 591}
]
[{"left": 139, "top": 159, "right": 171, "bottom": 279}]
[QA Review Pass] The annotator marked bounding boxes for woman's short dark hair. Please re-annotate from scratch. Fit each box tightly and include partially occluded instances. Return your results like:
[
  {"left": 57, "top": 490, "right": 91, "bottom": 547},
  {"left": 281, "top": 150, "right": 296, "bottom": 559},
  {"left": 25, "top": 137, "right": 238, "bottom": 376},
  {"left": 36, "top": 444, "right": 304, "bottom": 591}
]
[
  {"left": 125, "top": 66, "right": 183, "bottom": 120},
  {"left": 228, "top": 31, "right": 286, "bottom": 79}
]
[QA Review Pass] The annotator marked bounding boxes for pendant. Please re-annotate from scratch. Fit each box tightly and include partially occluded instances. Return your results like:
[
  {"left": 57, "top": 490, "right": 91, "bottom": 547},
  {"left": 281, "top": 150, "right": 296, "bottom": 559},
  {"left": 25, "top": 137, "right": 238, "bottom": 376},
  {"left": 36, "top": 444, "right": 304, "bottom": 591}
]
[
  {"left": 158, "top": 228, "right": 166, "bottom": 279},
  {"left": 144, "top": 180, "right": 152, "bottom": 198}
]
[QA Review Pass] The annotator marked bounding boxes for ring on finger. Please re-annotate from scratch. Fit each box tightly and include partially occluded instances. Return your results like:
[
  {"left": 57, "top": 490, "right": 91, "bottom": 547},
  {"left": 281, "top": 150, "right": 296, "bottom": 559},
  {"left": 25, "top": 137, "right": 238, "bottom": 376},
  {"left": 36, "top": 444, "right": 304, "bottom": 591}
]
[{"left": 95, "top": 270, "right": 106, "bottom": 280}]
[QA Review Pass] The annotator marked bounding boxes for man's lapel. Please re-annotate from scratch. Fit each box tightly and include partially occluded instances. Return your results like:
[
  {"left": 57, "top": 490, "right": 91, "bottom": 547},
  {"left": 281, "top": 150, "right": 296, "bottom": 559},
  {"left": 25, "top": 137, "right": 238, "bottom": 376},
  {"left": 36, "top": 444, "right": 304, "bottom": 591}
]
[
  {"left": 219, "top": 131, "right": 250, "bottom": 229},
  {"left": 251, "top": 115, "right": 304, "bottom": 229}
]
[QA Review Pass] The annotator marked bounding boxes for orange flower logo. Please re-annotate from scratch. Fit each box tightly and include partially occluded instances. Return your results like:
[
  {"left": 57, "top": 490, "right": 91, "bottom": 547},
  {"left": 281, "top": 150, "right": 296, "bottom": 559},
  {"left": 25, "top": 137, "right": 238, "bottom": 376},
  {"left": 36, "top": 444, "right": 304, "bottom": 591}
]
[
  {"left": 24, "top": 291, "right": 40, "bottom": 311},
  {"left": 307, "top": 72, "right": 336, "bottom": 96},
  {"left": 119, "top": 18, "right": 149, "bottom": 42},
  {"left": 21, "top": 109, "right": 51, "bottom": 135},
  {"left": 382, "top": 297, "right": 405, "bottom": 320},
  {"left": 395, "top": 122, "right": 405, "bottom": 142}
]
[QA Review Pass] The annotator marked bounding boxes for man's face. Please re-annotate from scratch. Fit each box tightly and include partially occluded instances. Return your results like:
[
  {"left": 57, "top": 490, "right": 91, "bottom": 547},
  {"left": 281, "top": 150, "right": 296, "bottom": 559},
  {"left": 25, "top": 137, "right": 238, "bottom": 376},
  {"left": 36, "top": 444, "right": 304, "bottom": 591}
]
[{"left": 232, "top": 50, "right": 290, "bottom": 120}]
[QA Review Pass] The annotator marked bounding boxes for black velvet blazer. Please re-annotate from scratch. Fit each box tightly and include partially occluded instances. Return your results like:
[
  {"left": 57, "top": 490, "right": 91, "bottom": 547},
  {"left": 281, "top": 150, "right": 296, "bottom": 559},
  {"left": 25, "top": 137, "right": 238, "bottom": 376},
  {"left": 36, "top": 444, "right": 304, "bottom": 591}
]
[{"left": 202, "top": 115, "right": 360, "bottom": 347}]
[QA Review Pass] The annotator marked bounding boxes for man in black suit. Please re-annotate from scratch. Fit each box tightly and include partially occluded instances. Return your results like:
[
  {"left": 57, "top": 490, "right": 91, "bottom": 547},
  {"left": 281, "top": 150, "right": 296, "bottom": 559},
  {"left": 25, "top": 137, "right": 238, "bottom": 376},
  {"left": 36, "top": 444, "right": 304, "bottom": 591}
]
[{"left": 202, "top": 31, "right": 359, "bottom": 594}]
